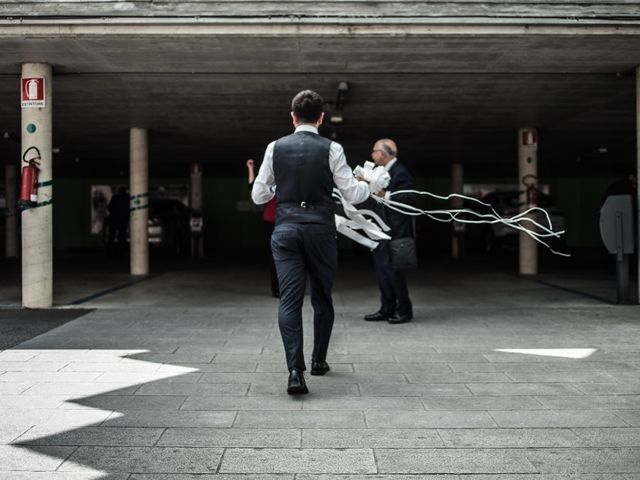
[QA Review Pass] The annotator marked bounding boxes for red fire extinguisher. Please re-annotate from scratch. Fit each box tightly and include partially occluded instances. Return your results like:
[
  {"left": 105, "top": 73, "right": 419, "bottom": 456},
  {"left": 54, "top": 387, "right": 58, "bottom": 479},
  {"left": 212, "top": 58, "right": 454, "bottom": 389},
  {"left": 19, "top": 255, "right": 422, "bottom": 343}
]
[{"left": 19, "top": 146, "right": 41, "bottom": 208}]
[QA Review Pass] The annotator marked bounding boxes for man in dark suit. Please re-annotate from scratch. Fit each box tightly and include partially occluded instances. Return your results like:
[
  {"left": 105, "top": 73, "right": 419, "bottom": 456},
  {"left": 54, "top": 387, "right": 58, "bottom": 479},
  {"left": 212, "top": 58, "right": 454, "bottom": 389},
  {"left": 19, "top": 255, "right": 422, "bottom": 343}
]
[
  {"left": 251, "top": 90, "right": 370, "bottom": 394},
  {"left": 364, "top": 139, "right": 415, "bottom": 324}
]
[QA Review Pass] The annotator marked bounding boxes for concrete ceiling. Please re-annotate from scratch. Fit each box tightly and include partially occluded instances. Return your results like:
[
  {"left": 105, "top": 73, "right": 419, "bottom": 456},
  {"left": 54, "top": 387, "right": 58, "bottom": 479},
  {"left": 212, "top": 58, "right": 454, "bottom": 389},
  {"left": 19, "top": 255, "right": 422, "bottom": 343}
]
[{"left": 0, "top": 33, "right": 638, "bottom": 178}]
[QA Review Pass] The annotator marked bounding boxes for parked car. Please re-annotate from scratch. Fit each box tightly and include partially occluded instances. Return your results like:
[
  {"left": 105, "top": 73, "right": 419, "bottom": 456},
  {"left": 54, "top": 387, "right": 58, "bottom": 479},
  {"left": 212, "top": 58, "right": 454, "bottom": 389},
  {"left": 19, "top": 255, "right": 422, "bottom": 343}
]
[
  {"left": 465, "top": 190, "right": 565, "bottom": 253},
  {"left": 147, "top": 198, "right": 191, "bottom": 255}
]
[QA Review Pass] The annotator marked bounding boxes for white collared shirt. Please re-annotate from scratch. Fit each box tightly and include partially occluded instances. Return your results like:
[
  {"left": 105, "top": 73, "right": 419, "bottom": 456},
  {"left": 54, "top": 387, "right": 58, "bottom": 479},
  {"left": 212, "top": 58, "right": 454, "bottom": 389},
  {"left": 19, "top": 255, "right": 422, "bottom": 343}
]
[{"left": 251, "top": 125, "right": 370, "bottom": 205}]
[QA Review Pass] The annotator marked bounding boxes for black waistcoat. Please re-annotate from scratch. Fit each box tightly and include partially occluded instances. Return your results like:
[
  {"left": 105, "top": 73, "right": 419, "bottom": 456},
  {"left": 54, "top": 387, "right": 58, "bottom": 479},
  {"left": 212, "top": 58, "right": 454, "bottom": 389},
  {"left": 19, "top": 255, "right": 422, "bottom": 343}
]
[{"left": 273, "top": 131, "right": 335, "bottom": 226}]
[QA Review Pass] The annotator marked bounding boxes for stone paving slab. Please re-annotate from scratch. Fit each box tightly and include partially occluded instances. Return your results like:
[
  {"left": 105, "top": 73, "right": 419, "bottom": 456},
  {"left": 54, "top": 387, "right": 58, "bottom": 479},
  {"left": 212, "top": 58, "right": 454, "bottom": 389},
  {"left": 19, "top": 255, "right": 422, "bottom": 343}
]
[
  {"left": 375, "top": 448, "right": 537, "bottom": 474},
  {"left": 437, "top": 427, "right": 584, "bottom": 447},
  {"left": 573, "top": 427, "right": 640, "bottom": 447},
  {"left": 219, "top": 448, "right": 376, "bottom": 474},
  {"left": 0, "top": 445, "right": 76, "bottom": 471},
  {"left": 489, "top": 409, "right": 629, "bottom": 427},
  {"left": 59, "top": 446, "right": 224, "bottom": 473},
  {"left": 422, "top": 395, "right": 544, "bottom": 410},
  {"left": 535, "top": 395, "right": 640, "bottom": 410},
  {"left": 234, "top": 411, "right": 366, "bottom": 428},
  {"left": 158, "top": 428, "right": 301, "bottom": 447},
  {"left": 525, "top": 447, "right": 640, "bottom": 473},
  {"left": 301, "top": 428, "right": 444, "bottom": 448},
  {"left": 103, "top": 410, "right": 236, "bottom": 427},
  {"left": 365, "top": 410, "right": 497, "bottom": 428}
]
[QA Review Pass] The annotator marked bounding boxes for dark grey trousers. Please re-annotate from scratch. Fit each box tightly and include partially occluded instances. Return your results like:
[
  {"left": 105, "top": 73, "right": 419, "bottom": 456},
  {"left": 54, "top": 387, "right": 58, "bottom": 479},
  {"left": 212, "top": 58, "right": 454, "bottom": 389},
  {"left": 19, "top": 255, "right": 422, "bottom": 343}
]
[
  {"left": 271, "top": 223, "right": 337, "bottom": 372},
  {"left": 372, "top": 240, "right": 412, "bottom": 316}
]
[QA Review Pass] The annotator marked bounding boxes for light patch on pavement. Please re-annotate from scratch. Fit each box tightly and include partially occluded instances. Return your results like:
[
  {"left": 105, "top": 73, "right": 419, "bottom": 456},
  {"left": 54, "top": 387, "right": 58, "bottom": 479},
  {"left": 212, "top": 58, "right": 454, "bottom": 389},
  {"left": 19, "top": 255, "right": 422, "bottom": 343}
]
[
  {"left": 4, "top": 348, "right": 200, "bottom": 474},
  {"left": 493, "top": 348, "right": 597, "bottom": 359}
]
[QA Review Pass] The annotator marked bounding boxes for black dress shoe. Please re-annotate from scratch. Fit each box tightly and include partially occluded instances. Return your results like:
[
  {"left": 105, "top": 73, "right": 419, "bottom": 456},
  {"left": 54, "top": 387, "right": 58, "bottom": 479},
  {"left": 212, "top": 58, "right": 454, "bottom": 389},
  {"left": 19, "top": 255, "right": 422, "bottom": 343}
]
[
  {"left": 388, "top": 313, "right": 412, "bottom": 324},
  {"left": 364, "top": 310, "right": 392, "bottom": 321},
  {"left": 287, "top": 369, "right": 309, "bottom": 394},
  {"left": 310, "top": 361, "right": 330, "bottom": 376}
]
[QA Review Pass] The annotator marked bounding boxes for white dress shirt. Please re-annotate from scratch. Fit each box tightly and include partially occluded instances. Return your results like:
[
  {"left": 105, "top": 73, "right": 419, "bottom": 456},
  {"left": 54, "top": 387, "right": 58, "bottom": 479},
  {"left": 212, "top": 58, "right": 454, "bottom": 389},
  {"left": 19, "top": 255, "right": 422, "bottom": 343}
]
[{"left": 251, "top": 125, "right": 370, "bottom": 206}]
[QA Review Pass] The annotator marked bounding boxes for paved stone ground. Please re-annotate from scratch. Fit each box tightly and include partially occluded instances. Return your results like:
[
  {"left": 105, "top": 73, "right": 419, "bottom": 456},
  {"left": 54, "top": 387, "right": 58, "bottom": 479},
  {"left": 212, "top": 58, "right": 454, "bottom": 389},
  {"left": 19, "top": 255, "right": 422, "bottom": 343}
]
[{"left": 0, "top": 257, "right": 639, "bottom": 479}]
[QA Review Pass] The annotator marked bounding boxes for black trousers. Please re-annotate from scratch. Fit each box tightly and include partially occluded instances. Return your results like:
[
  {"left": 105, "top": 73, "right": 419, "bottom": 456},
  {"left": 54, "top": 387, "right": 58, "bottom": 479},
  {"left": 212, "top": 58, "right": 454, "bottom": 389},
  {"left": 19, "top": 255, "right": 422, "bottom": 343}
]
[
  {"left": 372, "top": 240, "right": 412, "bottom": 316},
  {"left": 263, "top": 221, "right": 279, "bottom": 296},
  {"left": 271, "top": 223, "right": 337, "bottom": 372}
]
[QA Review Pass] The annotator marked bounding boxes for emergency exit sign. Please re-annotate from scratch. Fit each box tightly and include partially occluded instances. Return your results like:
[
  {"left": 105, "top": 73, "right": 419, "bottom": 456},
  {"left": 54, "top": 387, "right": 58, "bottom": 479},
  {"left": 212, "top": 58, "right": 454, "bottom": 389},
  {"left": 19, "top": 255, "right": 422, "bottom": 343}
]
[{"left": 21, "top": 77, "right": 45, "bottom": 108}]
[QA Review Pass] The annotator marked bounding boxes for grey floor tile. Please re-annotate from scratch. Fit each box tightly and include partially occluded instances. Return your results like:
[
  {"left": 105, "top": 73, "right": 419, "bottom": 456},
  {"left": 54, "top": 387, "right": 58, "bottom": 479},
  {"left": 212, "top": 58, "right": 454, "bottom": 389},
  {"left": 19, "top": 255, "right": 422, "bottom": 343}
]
[
  {"left": 296, "top": 475, "right": 456, "bottom": 480},
  {"left": 490, "top": 410, "right": 630, "bottom": 428},
  {"left": 360, "top": 383, "right": 471, "bottom": 396},
  {"left": 423, "top": 395, "right": 543, "bottom": 410},
  {"left": 352, "top": 363, "right": 451, "bottom": 374},
  {"left": 0, "top": 445, "right": 76, "bottom": 471},
  {"left": 60, "top": 446, "right": 223, "bottom": 473},
  {"left": 573, "top": 428, "right": 640, "bottom": 447},
  {"left": 302, "top": 395, "right": 424, "bottom": 411},
  {"left": 505, "top": 371, "right": 618, "bottom": 383},
  {"left": 159, "top": 362, "right": 258, "bottom": 373},
  {"left": 157, "top": 427, "right": 300, "bottom": 447},
  {"left": 365, "top": 410, "right": 496, "bottom": 428},
  {"left": 576, "top": 384, "right": 640, "bottom": 395},
  {"left": 135, "top": 383, "right": 249, "bottom": 396},
  {"left": 182, "top": 395, "right": 302, "bottom": 410},
  {"left": 467, "top": 382, "right": 583, "bottom": 396},
  {"left": 15, "top": 426, "right": 164, "bottom": 446},
  {"left": 234, "top": 411, "right": 366, "bottom": 428},
  {"left": 375, "top": 448, "right": 537, "bottom": 473},
  {"left": 59, "top": 395, "right": 186, "bottom": 411},
  {"left": 613, "top": 410, "right": 640, "bottom": 427},
  {"left": 219, "top": 448, "right": 376, "bottom": 473},
  {"left": 302, "top": 428, "right": 443, "bottom": 448},
  {"left": 438, "top": 428, "right": 583, "bottom": 447},
  {"left": 104, "top": 410, "right": 236, "bottom": 427},
  {"left": 407, "top": 372, "right": 511, "bottom": 383},
  {"left": 525, "top": 448, "right": 640, "bottom": 473},
  {"left": 535, "top": 396, "right": 640, "bottom": 410}
]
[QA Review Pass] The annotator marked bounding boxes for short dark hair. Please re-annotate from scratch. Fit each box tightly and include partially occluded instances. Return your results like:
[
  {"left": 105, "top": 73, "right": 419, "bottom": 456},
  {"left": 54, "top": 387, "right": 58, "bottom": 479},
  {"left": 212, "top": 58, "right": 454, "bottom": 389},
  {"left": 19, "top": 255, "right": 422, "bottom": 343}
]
[{"left": 291, "top": 90, "right": 324, "bottom": 123}]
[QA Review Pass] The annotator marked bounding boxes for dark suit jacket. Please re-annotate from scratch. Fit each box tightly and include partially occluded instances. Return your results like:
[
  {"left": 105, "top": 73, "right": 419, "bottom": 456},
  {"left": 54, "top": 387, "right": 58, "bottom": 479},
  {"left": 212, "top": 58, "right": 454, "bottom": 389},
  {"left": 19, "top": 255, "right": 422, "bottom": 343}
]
[{"left": 385, "top": 160, "right": 415, "bottom": 239}]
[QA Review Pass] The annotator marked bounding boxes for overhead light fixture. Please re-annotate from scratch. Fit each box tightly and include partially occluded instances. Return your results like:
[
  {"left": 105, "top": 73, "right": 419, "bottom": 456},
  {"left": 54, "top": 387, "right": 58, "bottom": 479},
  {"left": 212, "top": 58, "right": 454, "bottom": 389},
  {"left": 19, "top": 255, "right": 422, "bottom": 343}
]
[
  {"left": 335, "top": 81, "right": 349, "bottom": 110},
  {"left": 330, "top": 115, "right": 343, "bottom": 124}
]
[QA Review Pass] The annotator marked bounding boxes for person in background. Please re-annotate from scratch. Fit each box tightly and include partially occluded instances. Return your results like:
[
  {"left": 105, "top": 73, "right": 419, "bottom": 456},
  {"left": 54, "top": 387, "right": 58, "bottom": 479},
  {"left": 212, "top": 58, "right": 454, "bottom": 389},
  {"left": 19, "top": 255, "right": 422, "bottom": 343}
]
[
  {"left": 363, "top": 139, "right": 415, "bottom": 324},
  {"left": 247, "top": 158, "right": 279, "bottom": 297}
]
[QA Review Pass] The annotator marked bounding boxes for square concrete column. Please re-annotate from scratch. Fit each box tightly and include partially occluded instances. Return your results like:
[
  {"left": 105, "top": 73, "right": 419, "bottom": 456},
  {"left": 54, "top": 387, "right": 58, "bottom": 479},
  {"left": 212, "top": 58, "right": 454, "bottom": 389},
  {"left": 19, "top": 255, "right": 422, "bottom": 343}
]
[
  {"left": 130, "top": 127, "right": 149, "bottom": 276},
  {"left": 21, "top": 63, "right": 53, "bottom": 308},
  {"left": 518, "top": 128, "right": 538, "bottom": 275}
]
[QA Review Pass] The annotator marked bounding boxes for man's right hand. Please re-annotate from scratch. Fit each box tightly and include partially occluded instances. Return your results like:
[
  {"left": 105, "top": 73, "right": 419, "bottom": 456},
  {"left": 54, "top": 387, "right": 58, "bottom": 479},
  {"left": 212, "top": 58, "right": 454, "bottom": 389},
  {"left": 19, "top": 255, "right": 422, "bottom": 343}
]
[{"left": 246, "top": 159, "right": 255, "bottom": 169}]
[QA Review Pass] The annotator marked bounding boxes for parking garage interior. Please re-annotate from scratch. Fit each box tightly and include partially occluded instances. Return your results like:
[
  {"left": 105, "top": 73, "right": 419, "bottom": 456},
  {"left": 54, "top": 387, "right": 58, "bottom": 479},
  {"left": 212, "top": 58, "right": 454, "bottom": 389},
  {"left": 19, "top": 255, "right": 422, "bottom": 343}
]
[{"left": 1, "top": 30, "right": 639, "bottom": 303}]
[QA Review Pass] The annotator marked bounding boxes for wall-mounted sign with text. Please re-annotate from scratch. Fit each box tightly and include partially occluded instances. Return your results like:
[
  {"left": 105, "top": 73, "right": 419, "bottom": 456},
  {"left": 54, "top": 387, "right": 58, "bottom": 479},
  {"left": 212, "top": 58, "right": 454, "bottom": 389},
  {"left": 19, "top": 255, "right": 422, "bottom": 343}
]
[{"left": 21, "top": 77, "right": 46, "bottom": 108}]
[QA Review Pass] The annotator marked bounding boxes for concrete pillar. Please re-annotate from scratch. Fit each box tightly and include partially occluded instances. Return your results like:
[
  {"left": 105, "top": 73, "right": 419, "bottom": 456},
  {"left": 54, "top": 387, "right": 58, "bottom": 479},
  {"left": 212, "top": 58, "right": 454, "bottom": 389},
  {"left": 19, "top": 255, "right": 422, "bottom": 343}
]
[
  {"left": 190, "top": 162, "right": 204, "bottom": 257},
  {"left": 21, "top": 63, "right": 53, "bottom": 308},
  {"left": 637, "top": 66, "right": 640, "bottom": 303},
  {"left": 5, "top": 162, "right": 18, "bottom": 258},
  {"left": 451, "top": 162, "right": 464, "bottom": 258},
  {"left": 518, "top": 128, "right": 538, "bottom": 275},
  {"left": 130, "top": 127, "right": 149, "bottom": 276}
]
